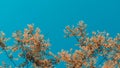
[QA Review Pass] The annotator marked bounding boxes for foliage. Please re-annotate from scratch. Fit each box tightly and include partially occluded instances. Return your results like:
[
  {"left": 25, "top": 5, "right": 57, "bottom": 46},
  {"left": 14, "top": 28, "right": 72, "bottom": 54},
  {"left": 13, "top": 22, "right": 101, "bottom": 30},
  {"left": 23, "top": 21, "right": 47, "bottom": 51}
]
[
  {"left": 0, "top": 24, "right": 60, "bottom": 68},
  {"left": 0, "top": 21, "right": 120, "bottom": 68},
  {"left": 59, "top": 21, "right": 120, "bottom": 68}
]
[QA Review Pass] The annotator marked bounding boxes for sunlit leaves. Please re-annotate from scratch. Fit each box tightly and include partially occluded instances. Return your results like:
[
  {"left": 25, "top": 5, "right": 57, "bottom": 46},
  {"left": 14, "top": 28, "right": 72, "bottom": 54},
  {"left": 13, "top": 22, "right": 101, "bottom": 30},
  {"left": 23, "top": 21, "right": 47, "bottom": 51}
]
[
  {"left": 0, "top": 24, "right": 59, "bottom": 68},
  {"left": 0, "top": 21, "right": 120, "bottom": 68},
  {"left": 61, "top": 21, "right": 120, "bottom": 68}
]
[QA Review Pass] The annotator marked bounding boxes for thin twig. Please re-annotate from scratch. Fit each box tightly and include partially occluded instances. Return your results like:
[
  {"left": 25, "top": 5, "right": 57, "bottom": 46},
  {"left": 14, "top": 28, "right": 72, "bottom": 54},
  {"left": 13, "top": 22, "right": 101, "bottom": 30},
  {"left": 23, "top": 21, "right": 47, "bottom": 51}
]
[{"left": 4, "top": 49, "right": 17, "bottom": 67}]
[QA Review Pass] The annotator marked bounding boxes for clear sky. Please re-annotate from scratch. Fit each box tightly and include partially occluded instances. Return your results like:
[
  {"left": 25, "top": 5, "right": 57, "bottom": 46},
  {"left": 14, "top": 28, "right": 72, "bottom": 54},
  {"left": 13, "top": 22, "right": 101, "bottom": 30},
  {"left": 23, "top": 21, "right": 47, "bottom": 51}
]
[{"left": 0, "top": 0, "right": 120, "bottom": 67}]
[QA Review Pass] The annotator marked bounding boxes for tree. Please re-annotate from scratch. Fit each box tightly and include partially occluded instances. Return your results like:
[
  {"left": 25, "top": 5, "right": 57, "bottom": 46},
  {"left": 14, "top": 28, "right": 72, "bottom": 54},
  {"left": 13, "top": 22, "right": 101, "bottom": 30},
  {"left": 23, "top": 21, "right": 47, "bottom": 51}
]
[
  {"left": 0, "top": 24, "right": 60, "bottom": 68},
  {"left": 0, "top": 21, "right": 120, "bottom": 68},
  {"left": 59, "top": 21, "right": 120, "bottom": 68}
]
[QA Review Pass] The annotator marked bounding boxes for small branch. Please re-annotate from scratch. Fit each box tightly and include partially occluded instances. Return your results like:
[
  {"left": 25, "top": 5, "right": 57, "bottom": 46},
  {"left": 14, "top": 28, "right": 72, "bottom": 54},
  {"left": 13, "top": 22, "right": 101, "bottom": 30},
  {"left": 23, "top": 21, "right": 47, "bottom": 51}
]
[
  {"left": 4, "top": 49, "right": 17, "bottom": 67},
  {"left": 97, "top": 54, "right": 108, "bottom": 67},
  {"left": 74, "top": 36, "right": 79, "bottom": 42}
]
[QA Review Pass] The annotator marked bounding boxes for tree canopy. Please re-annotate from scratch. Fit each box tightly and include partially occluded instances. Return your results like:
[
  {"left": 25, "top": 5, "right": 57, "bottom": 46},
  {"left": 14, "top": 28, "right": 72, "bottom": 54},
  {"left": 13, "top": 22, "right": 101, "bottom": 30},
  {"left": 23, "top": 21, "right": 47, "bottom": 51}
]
[{"left": 0, "top": 21, "right": 120, "bottom": 68}]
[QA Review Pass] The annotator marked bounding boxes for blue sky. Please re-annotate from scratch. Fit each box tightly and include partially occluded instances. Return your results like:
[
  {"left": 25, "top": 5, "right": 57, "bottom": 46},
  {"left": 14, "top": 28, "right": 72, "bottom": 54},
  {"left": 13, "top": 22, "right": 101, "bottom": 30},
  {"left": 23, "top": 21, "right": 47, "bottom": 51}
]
[{"left": 0, "top": 0, "right": 120, "bottom": 67}]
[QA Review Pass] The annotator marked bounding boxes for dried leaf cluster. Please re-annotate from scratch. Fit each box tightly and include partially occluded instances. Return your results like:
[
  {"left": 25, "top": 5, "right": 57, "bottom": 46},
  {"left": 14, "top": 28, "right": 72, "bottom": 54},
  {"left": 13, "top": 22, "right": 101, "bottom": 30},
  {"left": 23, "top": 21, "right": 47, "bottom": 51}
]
[
  {"left": 59, "top": 21, "right": 120, "bottom": 68},
  {"left": 0, "top": 21, "right": 120, "bottom": 68},
  {"left": 0, "top": 24, "right": 59, "bottom": 68}
]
